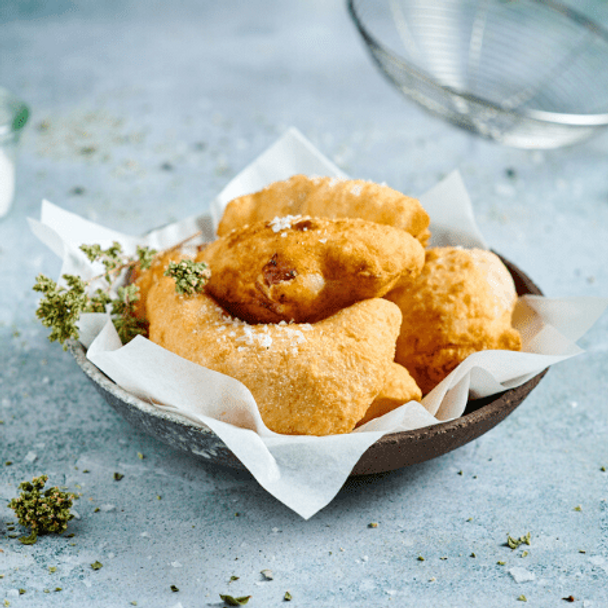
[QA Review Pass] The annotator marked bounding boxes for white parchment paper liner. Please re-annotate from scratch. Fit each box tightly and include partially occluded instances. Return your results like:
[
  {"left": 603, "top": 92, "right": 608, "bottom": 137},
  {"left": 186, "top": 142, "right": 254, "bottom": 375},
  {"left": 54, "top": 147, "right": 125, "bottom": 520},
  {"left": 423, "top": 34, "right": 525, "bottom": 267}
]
[{"left": 29, "top": 128, "right": 608, "bottom": 519}]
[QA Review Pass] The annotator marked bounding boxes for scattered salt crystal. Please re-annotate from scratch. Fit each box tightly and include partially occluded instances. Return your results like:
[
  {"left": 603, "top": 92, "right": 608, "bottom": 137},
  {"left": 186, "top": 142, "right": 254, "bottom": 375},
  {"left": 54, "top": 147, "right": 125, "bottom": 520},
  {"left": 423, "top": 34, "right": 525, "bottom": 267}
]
[
  {"left": 71, "top": 509, "right": 81, "bottom": 520},
  {"left": 269, "top": 215, "right": 301, "bottom": 232},
  {"left": 259, "top": 334, "right": 272, "bottom": 350},
  {"left": 261, "top": 569, "right": 274, "bottom": 580},
  {"left": 7, "top": 588, "right": 20, "bottom": 598},
  {"left": 271, "top": 527, "right": 280, "bottom": 533},
  {"left": 350, "top": 184, "right": 362, "bottom": 196},
  {"left": 140, "top": 531, "right": 150, "bottom": 537},
  {"left": 24, "top": 451, "right": 37, "bottom": 463},
  {"left": 362, "top": 555, "right": 369, "bottom": 562},
  {"left": 318, "top": 238, "right": 327, "bottom": 244},
  {"left": 570, "top": 401, "right": 578, "bottom": 408},
  {"left": 107, "top": 552, "right": 115, "bottom": 559},
  {"left": 495, "top": 183, "right": 516, "bottom": 197},
  {"left": 171, "top": 561, "right": 182, "bottom": 568},
  {"left": 509, "top": 567, "right": 535, "bottom": 583},
  {"left": 99, "top": 504, "right": 116, "bottom": 512}
]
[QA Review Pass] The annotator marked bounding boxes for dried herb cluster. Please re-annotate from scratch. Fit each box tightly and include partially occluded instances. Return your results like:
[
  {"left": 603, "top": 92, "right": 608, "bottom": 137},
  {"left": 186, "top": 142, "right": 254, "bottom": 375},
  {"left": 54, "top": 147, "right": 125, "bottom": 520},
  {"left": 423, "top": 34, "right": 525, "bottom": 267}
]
[
  {"left": 8, "top": 475, "right": 78, "bottom": 545},
  {"left": 33, "top": 239, "right": 210, "bottom": 347}
]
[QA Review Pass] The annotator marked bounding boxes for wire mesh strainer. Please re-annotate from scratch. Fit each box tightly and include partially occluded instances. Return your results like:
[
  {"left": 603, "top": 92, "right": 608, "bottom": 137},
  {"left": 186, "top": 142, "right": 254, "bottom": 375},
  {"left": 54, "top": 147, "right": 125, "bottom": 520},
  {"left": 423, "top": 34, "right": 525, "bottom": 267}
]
[{"left": 348, "top": 0, "right": 608, "bottom": 148}]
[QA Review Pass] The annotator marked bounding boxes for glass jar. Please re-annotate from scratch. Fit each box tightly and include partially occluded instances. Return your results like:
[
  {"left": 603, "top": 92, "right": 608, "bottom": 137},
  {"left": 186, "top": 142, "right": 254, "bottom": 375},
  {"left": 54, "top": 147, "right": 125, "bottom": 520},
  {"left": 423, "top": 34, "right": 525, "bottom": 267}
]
[{"left": 0, "top": 87, "right": 29, "bottom": 218}]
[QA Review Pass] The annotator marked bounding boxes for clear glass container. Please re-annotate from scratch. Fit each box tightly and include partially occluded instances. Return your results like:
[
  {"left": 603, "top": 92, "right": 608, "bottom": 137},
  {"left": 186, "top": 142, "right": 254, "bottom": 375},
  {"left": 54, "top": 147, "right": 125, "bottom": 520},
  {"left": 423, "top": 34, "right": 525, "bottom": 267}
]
[
  {"left": 0, "top": 87, "right": 29, "bottom": 218},
  {"left": 348, "top": 0, "right": 608, "bottom": 148}
]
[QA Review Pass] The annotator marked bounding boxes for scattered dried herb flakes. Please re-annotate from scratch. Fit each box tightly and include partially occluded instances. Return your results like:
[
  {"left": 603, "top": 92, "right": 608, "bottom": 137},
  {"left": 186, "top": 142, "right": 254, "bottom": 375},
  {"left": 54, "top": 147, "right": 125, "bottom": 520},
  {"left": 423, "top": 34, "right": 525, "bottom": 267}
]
[
  {"left": 230, "top": 575, "right": 240, "bottom": 582},
  {"left": 18, "top": 590, "right": 25, "bottom": 595},
  {"left": 113, "top": 472, "right": 124, "bottom": 481},
  {"left": 220, "top": 594, "right": 251, "bottom": 606},
  {"left": 90, "top": 561, "right": 103, "bottom": 571},
  {"left": 284, "top": 591, "right": 293, "bottom": 601},
  {"left": 573, "top": 505, "right": 582, "bottom": 512},
  {"left": 562, "top": 596, "right": 575, "bottom": 603},
  {"left": 517, "top": 595, "right": 527, "bottom": 602},
  {"left": 417, "top": 556, "right": 425, "bottom": 562},
  {"left": 48, "top": 566, "right": 57, "bottom": 573},
  {"left": 497, "top": 561, "right": 506, "bottom": 566},
  {"left": 137, "top": 452, "right": 144, "bottom": 459},
  {"left": 506, "top": 533, "right": 531, "bottom": 550},
  {"left": 170, "top": 585, "right": 179, "bottom": 592},
  {"left": 368, "top": 522, "right": 378, "bottom": 528}
]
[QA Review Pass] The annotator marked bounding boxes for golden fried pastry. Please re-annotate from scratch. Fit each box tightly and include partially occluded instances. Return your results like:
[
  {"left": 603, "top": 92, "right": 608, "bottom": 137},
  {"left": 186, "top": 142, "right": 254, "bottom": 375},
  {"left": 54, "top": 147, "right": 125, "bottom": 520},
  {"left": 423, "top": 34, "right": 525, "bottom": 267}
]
[
  {"left": 144, "top": 270, "right": 403, "bottom": 435},
  {"left": 357, "top": 362, "right": 422, "bottom": 426},
  {"left": 131, "top": 249, "right": 185, "bottom": 321},
  {"left": 385, "top": 247, "right": 522, "bottom": 395},
  {"left": 217, "top": 174, "right": 431, "bottom": 246},
  {"left": 199, "top": 215, "right": 425, "bottom": 324}
]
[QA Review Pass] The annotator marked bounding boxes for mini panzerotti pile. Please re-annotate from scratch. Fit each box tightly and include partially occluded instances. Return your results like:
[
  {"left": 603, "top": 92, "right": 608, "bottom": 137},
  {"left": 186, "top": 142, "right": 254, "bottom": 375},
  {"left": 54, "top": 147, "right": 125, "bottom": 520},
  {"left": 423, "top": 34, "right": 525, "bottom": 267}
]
[{"left": 132, "top": 174, "right": 522, "bottom": 436}]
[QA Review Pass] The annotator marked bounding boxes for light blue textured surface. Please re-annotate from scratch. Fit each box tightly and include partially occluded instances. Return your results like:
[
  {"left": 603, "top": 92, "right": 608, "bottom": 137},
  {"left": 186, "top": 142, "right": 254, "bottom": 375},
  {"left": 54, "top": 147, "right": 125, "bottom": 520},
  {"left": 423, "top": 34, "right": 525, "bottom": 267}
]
[{"left": 1, "top": 2, "right": 607, "bottom": 606}]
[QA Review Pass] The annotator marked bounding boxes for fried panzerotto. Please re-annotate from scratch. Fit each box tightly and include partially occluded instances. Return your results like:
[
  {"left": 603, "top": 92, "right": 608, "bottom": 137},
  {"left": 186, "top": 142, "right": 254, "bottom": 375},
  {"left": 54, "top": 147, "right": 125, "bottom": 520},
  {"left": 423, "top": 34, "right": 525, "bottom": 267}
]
[
  {"left": 217, "top": 174, "right": 431, "bottom": 245},
  {"left": 143, "top": 268, "right": 403, "bottom": 435},
  {"left": 199, "top": 215, "right": 425, "bottom": 324},
  {"left": 131, "top": 249, "right": 185, "bottom": 322},
  {"left": 385, "top": 247, "right": 522, "bottom": 395},
  {"left": 357, "top": 362, "right": 422, "bottom": 426}
]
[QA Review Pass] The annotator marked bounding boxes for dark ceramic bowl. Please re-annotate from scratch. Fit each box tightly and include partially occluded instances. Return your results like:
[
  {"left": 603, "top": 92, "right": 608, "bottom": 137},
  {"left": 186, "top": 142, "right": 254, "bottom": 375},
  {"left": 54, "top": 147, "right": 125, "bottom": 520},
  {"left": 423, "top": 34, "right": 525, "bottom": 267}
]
[{"left": 69, "top": 255, "right": 546, "bottom": 476}]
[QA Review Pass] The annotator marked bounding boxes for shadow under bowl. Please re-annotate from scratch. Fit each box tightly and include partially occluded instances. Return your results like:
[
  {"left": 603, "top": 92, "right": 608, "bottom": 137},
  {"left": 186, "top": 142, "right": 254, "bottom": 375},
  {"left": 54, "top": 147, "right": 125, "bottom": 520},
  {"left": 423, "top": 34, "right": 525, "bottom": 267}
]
[{"left": 69, "top": 254, "right": 546, "bottom": 476}]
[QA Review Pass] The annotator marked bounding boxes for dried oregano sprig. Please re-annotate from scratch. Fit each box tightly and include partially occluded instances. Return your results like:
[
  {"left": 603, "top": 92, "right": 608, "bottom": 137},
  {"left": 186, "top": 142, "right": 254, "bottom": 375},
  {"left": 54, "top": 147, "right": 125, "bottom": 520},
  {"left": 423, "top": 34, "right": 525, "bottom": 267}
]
[
  {"left": 164, "top": 259, "right": 211, "bottom": 295},
  {"left": 34, "top": 236, "right": 209, "bottom": 348},
  {"left": 8, "top": 475, "right": 78, "bottom": 545}
]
